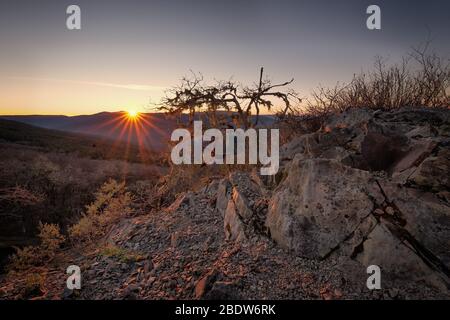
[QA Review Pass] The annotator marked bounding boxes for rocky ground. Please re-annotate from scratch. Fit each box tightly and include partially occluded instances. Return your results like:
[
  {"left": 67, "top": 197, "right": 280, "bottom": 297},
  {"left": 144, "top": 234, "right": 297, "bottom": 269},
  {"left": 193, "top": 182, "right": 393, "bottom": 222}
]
[{"left": 0, "top": 107, "right": 449, "bottom": 300}]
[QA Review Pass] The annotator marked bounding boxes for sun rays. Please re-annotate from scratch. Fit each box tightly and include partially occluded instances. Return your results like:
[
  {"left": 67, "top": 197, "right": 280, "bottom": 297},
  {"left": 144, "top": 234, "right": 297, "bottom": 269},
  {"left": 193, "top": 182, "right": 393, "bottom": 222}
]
[
  {"left": 86, "top": 110, "right": 167, "bottom": 173},
  {"left": 126, "top": 110, "right": 139, "bottom": 119}
]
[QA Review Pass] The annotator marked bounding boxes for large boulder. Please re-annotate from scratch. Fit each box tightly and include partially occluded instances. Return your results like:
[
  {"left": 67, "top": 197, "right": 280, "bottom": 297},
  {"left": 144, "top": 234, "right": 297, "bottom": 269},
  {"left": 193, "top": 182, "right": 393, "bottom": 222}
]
[{"left": 266, "top": 158, "right": 382, "bottom": 259}]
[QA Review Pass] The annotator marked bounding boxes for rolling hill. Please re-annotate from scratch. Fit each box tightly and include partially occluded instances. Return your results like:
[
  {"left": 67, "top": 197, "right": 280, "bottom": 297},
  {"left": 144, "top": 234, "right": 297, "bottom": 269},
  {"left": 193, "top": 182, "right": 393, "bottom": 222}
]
[
  {"left": 0, "top": 118, "right": 161, "bottom": 163},
  {"left": 0, "top": 112, "right": 277, "bottom": 152}
]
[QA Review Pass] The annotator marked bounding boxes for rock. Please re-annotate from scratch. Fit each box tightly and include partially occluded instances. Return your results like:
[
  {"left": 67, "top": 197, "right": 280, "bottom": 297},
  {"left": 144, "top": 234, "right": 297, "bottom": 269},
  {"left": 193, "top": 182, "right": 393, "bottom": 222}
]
[
  {"left": 391, "top": 139, "right": 437, "bottom": 174},
  {"left": 216, "top": 179, "right": 231, "bottom": 216},
  {"left": 280, "top": 130, "right": 352, "bottom": 163},
  {"left": 406, "top": 125, "right": 435, "bottom": 139},
  {"left": 171, "top": 232, "right": 180, "bottom": 248},
  {"left": 264, "top": 106, "right": 450, "bottom": 297},
  {"left": 266, "top": 158, "right": 381, "bottom": 259},
  {"left": 223, "top": 200, "right": 247, "bottom": 242},
  {"left": 408, "top": 148, "right": 450, "bottom": 191},
  {"left": 229, "top": 172, "right": 262, "bottom": 196},
  {"left": 360, "top": 132, "right": 408, "bottom": 172},
  {"left": 203, "top": 281, "right": 241, "bottom": 300},
  {"left": 379, "top": 183, "right": 450, "bottom": 270},
  {"left": 325, "top": 108, "right": 373, "bottom": 130},
  {"left": 354, "top": 223, "right": 447, "bottom": 291},
  {"left": 167, "top": 192, "right": 195, "bottom": 212},
  {"left": 194, "top": 270, "right": 219, "bottom": 299},
  {"left": 231, "top": 188, "right": 253, "bottom": 220}
]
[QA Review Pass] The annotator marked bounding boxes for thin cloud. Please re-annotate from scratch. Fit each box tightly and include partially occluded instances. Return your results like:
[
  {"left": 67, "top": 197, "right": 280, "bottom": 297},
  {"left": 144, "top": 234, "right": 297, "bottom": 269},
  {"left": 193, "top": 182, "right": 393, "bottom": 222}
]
[{"left": 9, "top": 77, "right": 167, "bottom": 91}]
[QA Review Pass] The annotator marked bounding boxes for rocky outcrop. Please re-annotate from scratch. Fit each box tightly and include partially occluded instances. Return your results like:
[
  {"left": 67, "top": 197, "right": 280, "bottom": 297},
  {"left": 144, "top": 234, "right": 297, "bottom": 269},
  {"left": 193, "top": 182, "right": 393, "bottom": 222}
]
[
  {"left": 218, "top": 172, "right": 268, "bottom": 242},
  {"left": 2, "top": 107, "right": 448, "bottom": 300},
  {"left": 210, "top": 107, "right": 450, "bottom": 295},
  {"left": 266, "top": 107, "right": 450, "bottom": 293}
]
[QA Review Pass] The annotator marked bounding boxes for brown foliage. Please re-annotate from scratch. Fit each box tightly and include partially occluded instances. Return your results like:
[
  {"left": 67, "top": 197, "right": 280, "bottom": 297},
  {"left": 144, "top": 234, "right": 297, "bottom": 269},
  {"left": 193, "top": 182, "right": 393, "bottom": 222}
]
[
  {"left": 68, "top": 179, "right": 134, "bottom": 243},
  {"left": 8, "top": 223, "right": 65, "bottom": 271}
]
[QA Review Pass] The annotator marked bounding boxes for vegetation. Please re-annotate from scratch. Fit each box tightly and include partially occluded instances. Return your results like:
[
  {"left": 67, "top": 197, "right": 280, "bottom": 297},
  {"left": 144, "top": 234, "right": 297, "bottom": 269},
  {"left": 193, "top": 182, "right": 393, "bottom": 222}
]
[
  {"left": 69, "top": 179, "right": 134, "bottom": 243},
  {"left": 0, "top": 118, "right": 161, "bottom": 164},
  {"left": 0, "top": 119, "right": 162, "bottom": 275},
  {"left": 22, "top": 273, "right": 46, "bottom": 298},
  {"left": 158, "top": 67, "right": 301, "bottom": 128},
  {"left": 8, "top": 223, "right": 65, "bottom": 271},
  {"left": 278, "top": 44, "right": 449, "bottom": 137},
  {"left": 100, "top": 245, "right": 145, "bottom": 263}
]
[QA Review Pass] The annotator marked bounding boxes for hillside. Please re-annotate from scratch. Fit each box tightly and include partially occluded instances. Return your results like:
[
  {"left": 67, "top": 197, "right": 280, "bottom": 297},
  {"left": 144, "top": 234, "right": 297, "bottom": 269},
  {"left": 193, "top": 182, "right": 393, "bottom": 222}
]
[
  {"left": 0, "top": 119, "right": 166, "bottom": 271},
  {"left": 0, "top": 119, "right": 161, "bottom": 164},
  {"left": 0, "top": 112, "right": 276, "bottom": 152},
  {"left": 1, "top": 107, "right": 448, "bottom": 300}
]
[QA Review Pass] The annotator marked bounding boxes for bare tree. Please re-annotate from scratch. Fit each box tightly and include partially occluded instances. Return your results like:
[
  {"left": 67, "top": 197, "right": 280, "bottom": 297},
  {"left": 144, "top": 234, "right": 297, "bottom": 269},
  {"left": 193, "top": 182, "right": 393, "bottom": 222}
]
[{"left": 158, "top": 67, "right": 301, "bottom": 128}]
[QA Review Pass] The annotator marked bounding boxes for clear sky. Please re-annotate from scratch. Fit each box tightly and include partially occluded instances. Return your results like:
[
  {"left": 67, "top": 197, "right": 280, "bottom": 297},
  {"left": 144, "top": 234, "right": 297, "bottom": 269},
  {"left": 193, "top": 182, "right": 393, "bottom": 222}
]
[{"left": 0, "top": 0, "right": 449, "bottom": 115}]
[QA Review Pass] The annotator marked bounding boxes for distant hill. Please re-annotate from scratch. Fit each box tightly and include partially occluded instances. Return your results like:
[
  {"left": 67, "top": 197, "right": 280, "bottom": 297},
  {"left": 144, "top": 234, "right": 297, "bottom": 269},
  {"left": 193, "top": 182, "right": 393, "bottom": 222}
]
[
  {"left": 0, "top": 112, "right": 277, "bottom": 152},
  {"left": 0, "top": 112, "right": 174, "bottom": 152},
  {"left": 0, "top": 118, "right": 161, "bottom": 163}
]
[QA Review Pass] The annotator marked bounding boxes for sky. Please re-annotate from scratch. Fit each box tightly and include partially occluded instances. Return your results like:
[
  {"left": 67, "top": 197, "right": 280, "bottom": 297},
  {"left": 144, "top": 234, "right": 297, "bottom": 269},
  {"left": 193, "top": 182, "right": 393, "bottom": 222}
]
[{"left": 0, "top": 0, "right": 449, "bottom": 115}]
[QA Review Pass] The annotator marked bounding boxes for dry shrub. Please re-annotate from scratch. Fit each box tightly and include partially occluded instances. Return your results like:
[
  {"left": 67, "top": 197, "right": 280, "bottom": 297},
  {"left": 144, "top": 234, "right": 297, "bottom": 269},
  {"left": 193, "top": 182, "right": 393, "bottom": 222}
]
[
  {"left": 69, "top": 179, "right": 134, "bottom": 243},
  {"left": 22, "top": 273, "right": 46, "bottom": 298},
  {"left": 306, "top": 45, "right": 449, "bottom": 116},
  {"left": 8, "top": 223, "right": 65, "bottom": 271},
  {"left": 153, "top": 163, "right": 233, "bottom": 208},
  {"left": 67, "top": 215, "right": 98, "bottom": 242},
  {"left": 279, "top": 44, "right": 449, "bottom": 137},
  {"left": 8, "top": 247, "right": 39, "bottom": 271},
  {"left": 0, "top": 186, "right": 44, "bottom": 206},
  {"left": 38, "top": 223, "right": 65, "bottom": 256},
  {"left": 276, "top": 107, "right": 325, "bottom": 144}
]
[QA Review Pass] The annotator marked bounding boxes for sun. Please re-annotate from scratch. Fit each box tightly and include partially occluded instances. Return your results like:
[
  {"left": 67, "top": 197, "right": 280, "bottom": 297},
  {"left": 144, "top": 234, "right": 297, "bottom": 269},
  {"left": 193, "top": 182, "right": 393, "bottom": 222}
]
[{"left": 126, "top": 110, "right": 139, "bottom": 119}]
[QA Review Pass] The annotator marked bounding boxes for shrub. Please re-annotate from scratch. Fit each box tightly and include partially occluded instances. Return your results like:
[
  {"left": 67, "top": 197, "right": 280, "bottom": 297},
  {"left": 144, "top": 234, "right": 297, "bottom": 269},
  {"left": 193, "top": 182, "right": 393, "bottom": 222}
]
[
  {"left": 306, "top": 45, "right": 449, "bottom": 116},
  {"left": 278, "top": 44, "right": 449, "bottom": 136},
  {"left": 8, "top": 223, "right": 65, "bottom": 271},
  {"left": 67, "top": 215, "right": 98, "bottom": 242},
  {"left": 8, "top": 246, "right": 40, "bottom": 271},
  {"left": 154, "top": 163, "right": 230, "bottom": 208},
  {"left": 38, "top": 222, "right": 65, "bottom": 258},
  {"left": 22, "top": 273, "right": 46, "bottom": 298},
  {"left": 69, "top": 179, "right": 134, "bottom": 243},
  {"left": 0, "top": 186, "right": 44, "bottom": 206}
]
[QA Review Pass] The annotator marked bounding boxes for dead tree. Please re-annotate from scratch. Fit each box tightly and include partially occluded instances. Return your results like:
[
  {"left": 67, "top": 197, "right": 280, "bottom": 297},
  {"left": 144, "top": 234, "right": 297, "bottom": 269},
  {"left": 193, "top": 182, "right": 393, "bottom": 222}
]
[{"left": 158, "top": 68, "right": 301, "bottom": 128}]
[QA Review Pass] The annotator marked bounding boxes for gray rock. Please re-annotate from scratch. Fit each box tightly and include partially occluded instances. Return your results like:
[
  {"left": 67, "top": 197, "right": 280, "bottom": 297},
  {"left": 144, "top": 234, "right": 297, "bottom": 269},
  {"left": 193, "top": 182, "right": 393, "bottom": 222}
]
[
  {"left": 224, "top": 200, "right": 247, "bottom": 242},
  {"left": 266, "top": 158, "right": 381, "bottom": 259}
]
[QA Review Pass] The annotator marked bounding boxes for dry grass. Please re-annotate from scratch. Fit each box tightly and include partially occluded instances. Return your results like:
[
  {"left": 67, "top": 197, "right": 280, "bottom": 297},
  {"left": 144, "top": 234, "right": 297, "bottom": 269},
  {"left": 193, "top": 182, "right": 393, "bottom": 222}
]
[{"left": 100, "top": 245, "right": 145, "bottom": 263}]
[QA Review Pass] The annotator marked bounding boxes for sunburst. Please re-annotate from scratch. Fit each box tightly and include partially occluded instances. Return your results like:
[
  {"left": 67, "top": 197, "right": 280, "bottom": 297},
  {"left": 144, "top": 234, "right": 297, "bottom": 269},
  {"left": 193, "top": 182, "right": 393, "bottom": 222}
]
[{"left": 126, "top": 110, "right": 139, "bottom": 119}]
